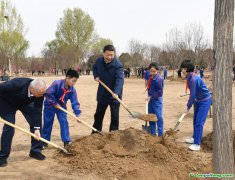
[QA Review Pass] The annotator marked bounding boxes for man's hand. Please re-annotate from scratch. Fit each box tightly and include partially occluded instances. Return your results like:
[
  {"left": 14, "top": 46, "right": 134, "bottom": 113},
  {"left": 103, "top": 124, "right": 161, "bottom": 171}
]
[
  {"left": 95, "top": 77, "right": 100, "bottom": 82},
  {"left": 113, "top": 93, "right": 118, "bottom": 99},
  {"left": 54, "top": 104, "right": 61, "bottom": 109},
  {"left": 34, "top": 130, "right": 41, "bottom": 141},
  {"left": 146, "top": 96, "right": 151, "bottom": 103}
]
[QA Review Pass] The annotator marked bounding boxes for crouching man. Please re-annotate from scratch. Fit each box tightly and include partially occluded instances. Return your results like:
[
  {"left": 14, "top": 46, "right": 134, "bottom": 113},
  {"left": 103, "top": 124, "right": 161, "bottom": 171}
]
[{"left": 0, "top": 78, "right": 46, "bottom": 167}]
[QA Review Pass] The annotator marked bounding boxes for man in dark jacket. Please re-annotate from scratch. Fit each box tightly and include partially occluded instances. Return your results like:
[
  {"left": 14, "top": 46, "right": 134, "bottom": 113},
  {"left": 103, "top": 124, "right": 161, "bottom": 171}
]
[
  {"left": 0, "top": 78, "right": 46, "bottom": 167},
  {"left": 93, "top": 45, "right": 124, "bottom": 132}
]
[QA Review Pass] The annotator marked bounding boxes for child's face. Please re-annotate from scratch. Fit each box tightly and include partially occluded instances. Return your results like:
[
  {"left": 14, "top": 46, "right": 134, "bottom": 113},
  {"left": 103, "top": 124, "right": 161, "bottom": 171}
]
[
  {"left": 150, "top": 67, "right": 158, "bottom": 76},
  {"left": 66, "top": 77, "right": 77, "bottom": 87},
  {"left": 181, "top": 68, "right": 188, "bottom": 78}
]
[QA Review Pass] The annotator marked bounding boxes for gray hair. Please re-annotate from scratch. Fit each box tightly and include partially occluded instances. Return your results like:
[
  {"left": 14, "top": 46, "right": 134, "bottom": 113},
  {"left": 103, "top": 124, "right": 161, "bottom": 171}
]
[{"left": 30, "top": 79, "right": 46, "bottom": 92}]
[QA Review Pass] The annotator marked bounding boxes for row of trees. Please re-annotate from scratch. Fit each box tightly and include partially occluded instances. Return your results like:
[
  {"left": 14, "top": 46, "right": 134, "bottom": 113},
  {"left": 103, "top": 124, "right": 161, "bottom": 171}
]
[
  {"left": 0, "top": 0, "right": 29, "bottom": 75},
  {"left": 39, "top": 8, "right": 113, "bottom": 71},
  {"left": 119, "top": 23, "right": 214, "bottom": 71}
]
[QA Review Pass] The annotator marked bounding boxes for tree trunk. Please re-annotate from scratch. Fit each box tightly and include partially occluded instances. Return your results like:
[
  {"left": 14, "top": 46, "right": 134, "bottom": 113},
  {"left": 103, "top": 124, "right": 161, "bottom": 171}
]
[{"left": 212, "top": 0, "right": 234, "bottom": 177}]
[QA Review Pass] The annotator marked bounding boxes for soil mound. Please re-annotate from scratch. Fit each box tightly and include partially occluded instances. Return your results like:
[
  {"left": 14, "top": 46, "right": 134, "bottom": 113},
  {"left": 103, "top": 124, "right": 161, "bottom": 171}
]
[
  {"left": 55, "top": 128, "right": 211, "bottom": 180},
  {"left": 202, "top": 130, "right": 235, "bottom": 160}
]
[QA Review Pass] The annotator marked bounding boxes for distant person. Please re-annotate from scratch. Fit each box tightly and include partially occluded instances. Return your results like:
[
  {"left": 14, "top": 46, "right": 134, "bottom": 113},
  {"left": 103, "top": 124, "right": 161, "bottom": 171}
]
[
  {"left": 200, "top": 67, "right": 204, "bottom": 79},
  {"left": 141, "top": 67, "right": 144, "bottom": 79},
  {"left": 233, "top": 66, "right": 235, "bottom": 81},
  {"left": 124, "top": 69, "right": 128, "bottom": 78},
  {"left": 92, "top": 45, "right": 124, "bottom": 132},
  {"left": 146, "top": 62, "right": 164, "bottom": 136},
  {"left": 127, "top": 67, "right": 131, "bottom": 78},
  {"left": 178, "top": 68, "right": 182, "bottom": 78},
  {"left": 42, "top": 69, "right": 81, "bottom": 149},
  {"left": 163, "top": 67, "right": 168, "bottom": 80},
  {"left": 181, "top": 60, "right": 212, "bottom": 151},
  {"left": 32, "top": 70, "right": 35, "bottom": 76}
]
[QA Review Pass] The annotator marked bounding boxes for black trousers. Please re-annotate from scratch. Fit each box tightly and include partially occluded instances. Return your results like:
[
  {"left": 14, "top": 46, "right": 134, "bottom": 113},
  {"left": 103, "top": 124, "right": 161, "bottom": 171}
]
[
  {"left": 0, "top": 103, "right": 43, "bottom": 160},
  {"left": 93, "top": 102, "right": 120, "bottom": 132}
]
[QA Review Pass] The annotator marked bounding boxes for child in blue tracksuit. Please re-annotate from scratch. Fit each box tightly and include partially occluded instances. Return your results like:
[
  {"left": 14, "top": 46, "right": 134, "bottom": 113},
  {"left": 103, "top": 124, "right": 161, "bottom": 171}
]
[
  {"left": 181, "top": 60, "right": 211, "bottom": 151},
  {"left": 42, "top": 69, "right": 81, "bottom": 148},
  {"left": 147, "top": 62, "right": 164, "bottom": 136}
]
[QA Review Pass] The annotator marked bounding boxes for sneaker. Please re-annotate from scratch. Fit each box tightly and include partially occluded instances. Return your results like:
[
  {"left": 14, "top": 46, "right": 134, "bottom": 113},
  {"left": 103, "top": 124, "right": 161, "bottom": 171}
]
[
  {"left": 29, "top": 150, "right": 46, "bottom": 160},
  {"left": 0, "top": 159, "right": 7, "bottom": 167},
  {"left": 64, "top": 142, "right": 70, "bottom": 148},
  {"left": 185, "top": 137, "right": 194, "bottom": 144},
  {"left": 188, "top": 144, "right": 200, "bottom": 151},
  {"left": 42, "top": 142, "right": 48, "bottom": 150}
]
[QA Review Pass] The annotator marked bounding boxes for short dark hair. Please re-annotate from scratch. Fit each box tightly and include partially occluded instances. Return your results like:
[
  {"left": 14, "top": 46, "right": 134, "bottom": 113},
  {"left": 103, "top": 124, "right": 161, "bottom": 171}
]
[
  {"left": 180, "top": 59, "right": 195, "bottom": 73},
  {"left": 149, "top": 62, "right": 159, "bottom": 70},
  {"left": 66, "top": 69, "right": 79, "bottom": 78},
  {"left": 103, "top": 45, "right": 115, "bottom": 53}
]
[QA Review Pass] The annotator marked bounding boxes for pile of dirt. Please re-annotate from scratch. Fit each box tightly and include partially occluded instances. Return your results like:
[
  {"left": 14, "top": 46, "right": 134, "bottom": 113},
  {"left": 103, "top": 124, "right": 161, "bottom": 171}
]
[
  {"left": 55, "top": 128, "right": 211, "bottom": 180},
  {"left": 202, "top": 130, "right": 235, "bottom": 159}
]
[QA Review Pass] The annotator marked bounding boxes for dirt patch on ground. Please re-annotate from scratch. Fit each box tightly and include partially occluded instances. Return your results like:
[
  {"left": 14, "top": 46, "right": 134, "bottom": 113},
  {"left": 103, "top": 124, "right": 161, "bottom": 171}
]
[
  {"left": 55, "top": 128, "right": 211, "bottom": 180},
  {"left": 202, "top": 130, "right": 235, "bottom": 160}
]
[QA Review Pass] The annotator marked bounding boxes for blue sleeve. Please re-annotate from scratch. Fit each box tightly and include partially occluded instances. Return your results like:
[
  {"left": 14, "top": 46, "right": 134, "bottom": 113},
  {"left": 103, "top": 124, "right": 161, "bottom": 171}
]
[
  {"left": 151, "top": 78, "right": 164, "bottom": 99},
  {"left": 187, "top": 78, "right": 196, "bottom": 110},
  {"left": 70, "top": 90, "right": 81, "bottom": 116},
  {"left": 144, "top": 71, "right": 148, "bottom": 80},
  {"left": 113, "top": 65, "right": 124, "bottom": 96},
  {"left": 45, "top": 81, "right": 58, "bottom": 106},
  {"left": 93, "top": 60, "right": 98, "bottom": 79}
]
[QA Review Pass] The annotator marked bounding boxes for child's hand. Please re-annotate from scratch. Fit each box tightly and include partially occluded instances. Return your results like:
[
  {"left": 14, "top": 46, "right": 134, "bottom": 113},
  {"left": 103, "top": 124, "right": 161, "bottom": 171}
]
[
  {"left": 54, "top": 104, "right": 61, "bottom": 109},
  {"left": 146, "top": 96, "right": 151, "bottom": 103},
  {"left": 185, "top": 108, "right": 189, "bottom": 114},
  {"left": 76, "top": 114, "right": 81, "bottom": 123}
]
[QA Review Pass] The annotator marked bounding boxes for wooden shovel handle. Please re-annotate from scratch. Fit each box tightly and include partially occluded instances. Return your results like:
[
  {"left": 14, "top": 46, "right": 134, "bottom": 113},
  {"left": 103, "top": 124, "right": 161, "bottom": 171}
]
[
  {"left": 58, "top": 106, "right": 102, "bottom": 134},
  {"left": 0, "top": 118, "right": 66, "bottom": 152},
  {"left": 98, "top": 80, "right": 133, "bottom": 114}
]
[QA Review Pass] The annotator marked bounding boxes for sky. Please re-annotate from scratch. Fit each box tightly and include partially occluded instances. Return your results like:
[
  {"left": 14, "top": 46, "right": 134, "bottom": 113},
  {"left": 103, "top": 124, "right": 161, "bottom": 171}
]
[{"left": 10, "top": 0, "right": 214, "bottom": 56}]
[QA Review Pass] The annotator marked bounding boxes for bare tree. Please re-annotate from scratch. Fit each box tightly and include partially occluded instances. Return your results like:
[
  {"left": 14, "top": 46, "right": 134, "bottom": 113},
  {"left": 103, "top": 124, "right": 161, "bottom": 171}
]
[{"left": 212, "top": 0, "right": 234, "bottom": 176}]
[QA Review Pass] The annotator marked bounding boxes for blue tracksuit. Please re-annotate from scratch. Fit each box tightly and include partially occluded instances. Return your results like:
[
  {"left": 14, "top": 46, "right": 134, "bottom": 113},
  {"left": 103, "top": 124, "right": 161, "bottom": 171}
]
[
  {"left": 187, "top": 72, "right": 211, "bottom": 145},
  {"left": 144, "top": 70, "right": 151, "bottom": 81},
  {"left": 42, "top": 79, "right": 81, "bottom": 142},
  {"left": 164, "top": 69, "right": 168, "bottom": 79},
  {"left": 147, "top": 73, "right": 164, "bottom": 136}
]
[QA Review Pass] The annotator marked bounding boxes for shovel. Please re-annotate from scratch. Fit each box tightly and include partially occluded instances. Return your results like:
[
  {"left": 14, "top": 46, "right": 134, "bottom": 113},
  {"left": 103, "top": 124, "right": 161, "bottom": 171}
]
[
  {"left": 0, "top": 118, "right": 70, "bottom": 155},
  {"left": 58, "top": 106, "right": 104, "bottom": 136},
  {"left": 142, "top": 94, "right": 151, "bottom": 133},
  {"left": 98, "top": 80, "right": 157, "bottom": 122},
  {"left": 165, "top": 113, "right": 187, "bottom": 137}
]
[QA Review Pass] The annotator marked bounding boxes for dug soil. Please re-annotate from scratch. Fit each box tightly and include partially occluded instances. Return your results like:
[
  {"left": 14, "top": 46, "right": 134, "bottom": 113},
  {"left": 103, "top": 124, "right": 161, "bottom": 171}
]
[
  {"left": 55, "top": 128, "right": 211, "bottom": 180},
  {"left": 202, "top": 130, "right": 235, "bottom": 162}
]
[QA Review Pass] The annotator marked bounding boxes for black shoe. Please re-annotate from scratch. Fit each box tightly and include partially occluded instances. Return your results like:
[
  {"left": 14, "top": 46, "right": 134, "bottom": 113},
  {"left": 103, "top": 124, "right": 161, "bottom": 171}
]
[
  {"left": 29, "top": 150, "right": 46, "bottom": 160},
  {"left": 64, "top": 142, "right": 70, "bottom": 148},
  {"left": 42, "top": 142, "right": 48, "bottom": 150},
  {"left": 0, "top": 159, "right": 7, "bottom": 167}
]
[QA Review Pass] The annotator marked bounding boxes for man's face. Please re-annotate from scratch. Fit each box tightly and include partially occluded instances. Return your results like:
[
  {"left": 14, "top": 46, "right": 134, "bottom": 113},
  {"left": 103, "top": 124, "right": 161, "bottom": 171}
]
[
  {"left": 31, "top": 87, "right": 46, "bottom": 97},
  {"left": 66, "top": 77, "right": 77, "bottom": 87},
  {"left": 103, "top": 50, "right": 115, "bottom": 62},
  {"left": 150, "top": 67, "right": 158, "bottom": 76}
]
